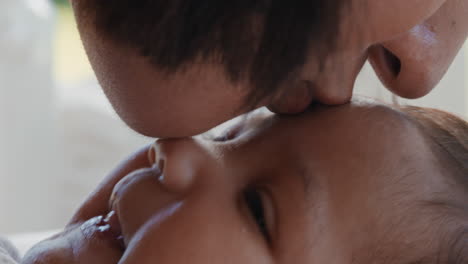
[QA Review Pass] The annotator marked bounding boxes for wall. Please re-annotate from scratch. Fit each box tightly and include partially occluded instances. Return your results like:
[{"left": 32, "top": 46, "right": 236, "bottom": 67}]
[{"left": 0, "top": 0, "right": 64, "bottom": 234}]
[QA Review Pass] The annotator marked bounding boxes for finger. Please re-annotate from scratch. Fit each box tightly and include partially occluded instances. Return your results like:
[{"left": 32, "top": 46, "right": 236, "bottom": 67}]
[{"left": 69, "top": 144, "right": 152, "bottom": 225}]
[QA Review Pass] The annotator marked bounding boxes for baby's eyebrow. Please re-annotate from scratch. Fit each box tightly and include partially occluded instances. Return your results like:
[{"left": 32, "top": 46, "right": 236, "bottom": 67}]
[
  {"left": 290, "top": 158, "right": 316, "bottom": 196},
  {"left": 302, "top": 170, "right": 319, "bottom": 199}
]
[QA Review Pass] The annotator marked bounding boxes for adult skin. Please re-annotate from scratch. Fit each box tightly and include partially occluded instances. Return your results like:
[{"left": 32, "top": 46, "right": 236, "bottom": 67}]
[{"left": 71, "top": 0, "right": 468, "bottom": 138}]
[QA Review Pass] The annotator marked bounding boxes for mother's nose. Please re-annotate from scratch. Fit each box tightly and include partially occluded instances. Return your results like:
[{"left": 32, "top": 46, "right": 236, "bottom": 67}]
[
  {"left": 368, "top": 0, "right": 468, "bottom": 99},
  {"left": 368, "top": 24, "right": 444, "bottom": 98},
  {"left": 150, "top": 138, "right": 206, "bottom": 194}
]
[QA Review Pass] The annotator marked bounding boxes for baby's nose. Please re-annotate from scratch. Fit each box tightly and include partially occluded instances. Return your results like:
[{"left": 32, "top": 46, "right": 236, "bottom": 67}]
[{"left": 149, "top": 138, "right": 205, "bottom": 194}]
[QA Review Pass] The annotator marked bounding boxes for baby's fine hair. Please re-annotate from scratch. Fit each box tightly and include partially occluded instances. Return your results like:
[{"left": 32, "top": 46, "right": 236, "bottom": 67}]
[{"left": 400, "top": 106, "right": 467, "bottom": 263}]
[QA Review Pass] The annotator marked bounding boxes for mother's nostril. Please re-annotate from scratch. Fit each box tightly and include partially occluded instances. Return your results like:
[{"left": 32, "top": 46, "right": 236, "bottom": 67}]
[
  {"left": 382, "top": 47, "right": 401, "bottom": 77},
  {"left": 368, "top": 45, "right": 403, "bottom": 91},
  {"left": 148, "top": 143, "right": 157, "bottom": 165},
  {"left": 157, "top": 158, "right": 165, "bottom": 177}
]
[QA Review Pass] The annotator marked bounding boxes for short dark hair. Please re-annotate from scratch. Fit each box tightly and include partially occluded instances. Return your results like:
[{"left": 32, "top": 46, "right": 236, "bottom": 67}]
[{"left": 75, "top": 0, "right": 346, "bottom": 107}]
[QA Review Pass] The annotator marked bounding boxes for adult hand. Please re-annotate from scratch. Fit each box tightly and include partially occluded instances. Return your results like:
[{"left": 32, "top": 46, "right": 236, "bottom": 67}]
[{"left": 22, "top": 145, "right": 152, "bottom": 264}]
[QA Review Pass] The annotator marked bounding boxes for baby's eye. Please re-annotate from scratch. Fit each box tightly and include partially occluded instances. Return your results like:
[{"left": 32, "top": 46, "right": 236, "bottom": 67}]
[{"left": 243, "top": 187, "right": 273, "bottom": 243}]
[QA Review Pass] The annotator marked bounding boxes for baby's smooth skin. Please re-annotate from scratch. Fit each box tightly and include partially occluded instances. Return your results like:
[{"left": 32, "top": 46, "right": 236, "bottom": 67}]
[{"left": 24, "top": 101, "right": 466, "bottom": 263}]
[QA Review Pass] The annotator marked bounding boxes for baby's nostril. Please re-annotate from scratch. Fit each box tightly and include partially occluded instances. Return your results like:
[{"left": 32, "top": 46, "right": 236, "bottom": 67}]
[
  {"left": 158, "top": 158, "right": 165, "bottom": 173},
  {"left": 382, "top": 48, "right": 401, "bottom": 77},
  {"left": 148, "top": 143, "right": 157, "bottom": 165}
]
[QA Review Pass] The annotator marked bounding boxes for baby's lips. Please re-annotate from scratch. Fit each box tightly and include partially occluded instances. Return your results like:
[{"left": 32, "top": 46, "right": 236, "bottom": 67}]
[
  {"left": 148, "top": 142, "right": 157, "bottom": 165},
  {"left": 103, "top": 211, "right": 122, "bottom": 238},
  {"left": 80, "top": 213, "right": 125, "bottom": 252},
  {"left": 148, "top": 141, "right": 164, "bottom": 173},
  {"left": 103, "top": 211, "right": 125, "bottom": 249}
]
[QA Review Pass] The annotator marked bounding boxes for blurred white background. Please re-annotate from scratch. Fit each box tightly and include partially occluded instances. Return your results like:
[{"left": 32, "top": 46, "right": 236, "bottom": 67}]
[
  {"left": 0, "top": 0, "right": 467, "bottom": 235},
  {"left": 0, "top": 0, "right": 150, "bottom": 235}
]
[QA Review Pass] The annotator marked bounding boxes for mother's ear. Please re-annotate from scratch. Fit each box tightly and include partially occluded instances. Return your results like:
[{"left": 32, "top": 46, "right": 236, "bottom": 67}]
[
  {"left": 367, "top": 0, "right": 468, "bottom": 99},
  {"left": 69, "top": 144, "right": 152, "bottom": 225}
]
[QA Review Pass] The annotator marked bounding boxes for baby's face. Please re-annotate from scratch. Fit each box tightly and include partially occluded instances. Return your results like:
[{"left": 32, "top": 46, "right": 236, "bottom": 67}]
[{"left": 107, "top": 101, "right": 452, "bottom": 263}]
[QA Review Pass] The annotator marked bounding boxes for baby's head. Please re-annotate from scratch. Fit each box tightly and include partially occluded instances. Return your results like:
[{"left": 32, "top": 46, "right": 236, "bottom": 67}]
[{"left": 25, "top": 100, "right": 467, "bottom": 263}]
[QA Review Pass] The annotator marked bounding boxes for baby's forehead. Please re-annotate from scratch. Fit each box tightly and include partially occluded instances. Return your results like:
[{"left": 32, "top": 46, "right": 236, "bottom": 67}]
[
  {"left": 206, "top": 102, "right": 459, "bottom": 263},
  {"left": 320, "top": 100, "right": 413, "bottom": 131},
  {"left": 207, "top": 101, "right": 421, "bottom": 148},
  {"left": 279, "top": 101, "right": 418, "bottom": 142},
  {"left": 290, "top": 105, "right": 457, "bottom": 264}
]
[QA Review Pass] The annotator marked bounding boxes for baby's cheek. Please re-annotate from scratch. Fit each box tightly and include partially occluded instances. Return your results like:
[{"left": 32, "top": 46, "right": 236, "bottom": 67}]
[{"left": 120, "top": 204, "right": 273, "bottom": 264}]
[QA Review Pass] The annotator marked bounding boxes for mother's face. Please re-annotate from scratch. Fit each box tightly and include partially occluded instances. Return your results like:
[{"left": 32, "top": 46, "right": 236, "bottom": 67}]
[{"left": 72, "top": 0, "right": 467, "bottom": 137}]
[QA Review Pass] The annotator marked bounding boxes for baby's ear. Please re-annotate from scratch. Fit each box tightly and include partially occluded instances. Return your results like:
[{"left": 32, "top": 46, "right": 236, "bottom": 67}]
[{"left": 69, "top": 144, "right": 152, "bottom": 225}]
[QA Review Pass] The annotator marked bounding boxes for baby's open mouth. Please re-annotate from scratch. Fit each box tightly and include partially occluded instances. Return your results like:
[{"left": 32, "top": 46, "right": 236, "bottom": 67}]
[{"left": 97, "top": 211, "right": 126, "bottom": 251}]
